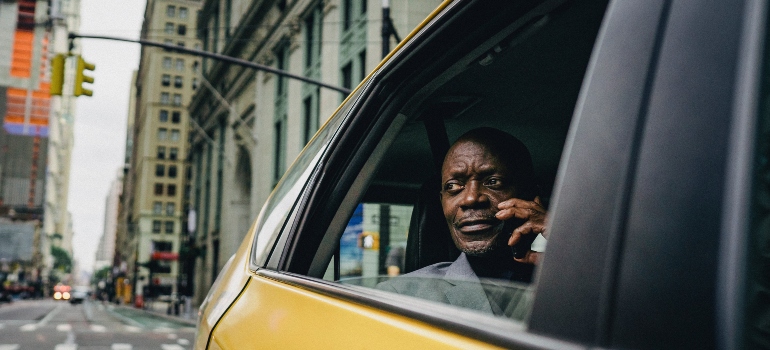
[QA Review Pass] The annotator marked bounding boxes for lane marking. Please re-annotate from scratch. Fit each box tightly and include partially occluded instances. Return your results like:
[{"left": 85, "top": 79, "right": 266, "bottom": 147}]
[
  {"left": 0, "top": 345, "right": 20, "bottom": 350},
  {"left": 154, "top": 327, "right": 173, "bottom": 333},
  {"left": 161, "top": 345, "right": 184, "bottom": 350},
  {"left": 19, "top": 324, "right": 37, "bottom": 332},
  {"left": 124, "top": 325, "right": 141, "bottom": 333},
  {"left": 166, "top": 333, "right": 178, "bottom": 339},
  {"left": 177, "top": 339, "right": 190, "bottom": 346},
  {"left": 38, "top": 303, "right": 64, "bottom": 327},
  {"left": 90, "top": 324, "right": 106, "bottom": 332},
  {"left": 111, "top": 344, "right": 132, "bottom": 350},
  {"left": 54, "top": 345, "right": 77, "bottom": 350},
  {"left": 56, "top": 323, "right": 72, "bottom": 332}
]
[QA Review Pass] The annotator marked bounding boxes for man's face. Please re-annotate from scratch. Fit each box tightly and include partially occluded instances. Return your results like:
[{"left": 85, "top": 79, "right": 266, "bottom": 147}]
[{"left": 441, "top": 139, "right": 518, "bottom": 256}]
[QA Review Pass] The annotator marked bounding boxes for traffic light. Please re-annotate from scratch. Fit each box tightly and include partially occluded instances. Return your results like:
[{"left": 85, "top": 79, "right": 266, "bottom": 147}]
[
  {"left": 74, "top": 55, "right": 95, "bottom": 97},
  {"left": 50, "top": 54, "right": 65, "bottom": 96}
]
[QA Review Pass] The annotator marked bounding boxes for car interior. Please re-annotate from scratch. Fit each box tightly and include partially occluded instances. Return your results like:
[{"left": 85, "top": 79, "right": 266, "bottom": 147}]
[{"left": 311, "top": 0, "right": 609, "bottom": 285}]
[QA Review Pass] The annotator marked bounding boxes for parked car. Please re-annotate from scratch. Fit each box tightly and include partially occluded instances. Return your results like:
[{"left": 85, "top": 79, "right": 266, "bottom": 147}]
[{"left": 195, "top": 0, "right": 770, "bottom": 348}]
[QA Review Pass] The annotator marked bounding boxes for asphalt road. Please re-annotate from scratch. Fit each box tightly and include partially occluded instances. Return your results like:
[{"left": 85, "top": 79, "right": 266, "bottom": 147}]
[{"left": 0, "top": 299, "right": 195, "bottom": 350}]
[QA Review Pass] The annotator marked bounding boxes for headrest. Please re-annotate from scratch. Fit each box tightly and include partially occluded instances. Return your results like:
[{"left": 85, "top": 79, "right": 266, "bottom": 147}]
[{"left": 404, "top": 176, "right": 460, "bottom": 273}]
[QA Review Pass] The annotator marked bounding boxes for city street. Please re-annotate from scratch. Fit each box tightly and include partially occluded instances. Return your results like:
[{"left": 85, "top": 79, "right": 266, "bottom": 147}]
[{"left": 0, "top": 299, "right": 195, "bottom": 350}]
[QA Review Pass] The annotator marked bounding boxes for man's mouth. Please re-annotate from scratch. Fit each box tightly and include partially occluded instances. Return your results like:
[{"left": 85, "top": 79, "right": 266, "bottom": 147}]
[{"left": 454, "top": 217, "right": 502, "bottom": 235}]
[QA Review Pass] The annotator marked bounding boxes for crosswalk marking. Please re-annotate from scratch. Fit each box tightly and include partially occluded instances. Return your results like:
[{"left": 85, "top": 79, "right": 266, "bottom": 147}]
[
  {"left": 154, "top": 327, "right": 173, "bottom": 333},
  {"left": 111, "top": 344, "right": 132, "bottom": 350},
  {"left": 124, "top": 325, "right": 141, "bottom": 333},
  {"left": 160, "top": 345, "right": 184, "bottom": 350},
  {"left": 19, "top": 324, "right": 36, "bottom": 331},
  {"left": 0, "top": 345, "right": 20, "bottom": 350},
  {"left": 56, "top": 323, "right": 72, "bottom": 332},
  {"left": 90, "top": 324, "right": 106, "bottom": 332},
  {"left": 177, "top": 339, "right": 190, "bottom": 346},
  {"left": 166, "top": 333, "right": 178, "bottom": 339},
  {"left": 54, "top": 344, "right": 77, "bottom": 350}
]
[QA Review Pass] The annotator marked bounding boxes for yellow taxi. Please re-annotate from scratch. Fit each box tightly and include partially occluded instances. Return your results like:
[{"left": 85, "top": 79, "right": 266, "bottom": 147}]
[{"left": 196, "top": 0, "right": 770, "bottom": 348}]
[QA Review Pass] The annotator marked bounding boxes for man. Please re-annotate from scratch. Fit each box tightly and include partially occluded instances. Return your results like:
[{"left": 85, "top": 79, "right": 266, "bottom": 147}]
[{"left": 377, "top": 127, "right": 547, "bottom": 318}]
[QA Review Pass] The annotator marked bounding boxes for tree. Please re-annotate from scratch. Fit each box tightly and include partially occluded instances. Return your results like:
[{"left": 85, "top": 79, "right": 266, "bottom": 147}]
[
  {"left": 91, "top": 266, "right": 111, "bottom": 285},
  {"left": 50, "top": 246, "right": 72, "bottom": 273}
]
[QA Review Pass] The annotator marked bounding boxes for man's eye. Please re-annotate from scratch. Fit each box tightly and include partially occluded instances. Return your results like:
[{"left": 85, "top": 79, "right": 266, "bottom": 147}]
[
  {"left": 484, "top": 178, "right": 502, "bottom": 187},
  {"left": 444, "top": 183, "right": 463, "bottom": 192}
]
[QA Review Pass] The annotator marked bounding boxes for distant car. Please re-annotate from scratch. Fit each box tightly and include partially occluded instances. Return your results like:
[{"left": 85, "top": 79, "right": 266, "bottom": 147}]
[{"left": 69, "top": 287, "right": 90, "bottom": 304}]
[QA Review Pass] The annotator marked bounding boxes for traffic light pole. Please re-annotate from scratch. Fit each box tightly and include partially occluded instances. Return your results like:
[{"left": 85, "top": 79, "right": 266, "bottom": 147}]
[{"left": 68, "top": 33, "right": 352, "bottom": 95}]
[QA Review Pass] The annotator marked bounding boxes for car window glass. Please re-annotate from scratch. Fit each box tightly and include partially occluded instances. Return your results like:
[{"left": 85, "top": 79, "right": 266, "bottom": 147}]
[
  {"left": 311, "top": 0, "right": 609, "bottom": 324},
  {"left": 251, "top": 88, "right": 362, "bottom": 268}
]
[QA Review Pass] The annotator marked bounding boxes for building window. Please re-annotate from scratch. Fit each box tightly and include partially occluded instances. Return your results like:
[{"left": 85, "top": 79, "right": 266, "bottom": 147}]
[
  {"left": 361, "top": 0, "right": 367, "bottom": 14},
  {"left": 179, "top": 7, "right": 188, "bottom": 19},
  {"left": 194, "top": 43, "right": 201, "bottom": 50},
  {"left": 174, "top": 76, "right": 183, "bottom": 88},
  {"left": 165, "top": 23, "right": 174, "bottom": 34},
  {"left": 343, "top": 0, "right": 352, "bottom": 31},
  {"left": 359, "top": 49, "right": 367, "bottom": 82},
  {"left": 159, "top": 110, "right": 168, "bottom": 122},
  {"left": 177, "top": 41, "right": 185, "bottom": 47},
  {"left": 154, "top": 183, "right": 163, "bottom": 195},
  {"left": 152, "top": 220, "right": 161, "bottom": 233},
  {"left": 171, "top": 111, "right": 181, "bottom": 123},
  {"left": 192, "top": 78, "right": 198, "bottom": 90},
  {"left": 175, "top": 58, "right": 184, "bottom": 71},
  {"left": 168, "top": 184, "right": 177, "bottom": 196},
  {"left": 276, "top": 48, "right": 287, "bottom": 95},
  {"left": 162, "top": 57, "right": 172, "bottom": 69},
  {"left": 166, "top": 203, "right": 175, "bottom": 216},
  {"left": 156, "top": 164, "right": 165, "bottom": 177},
  {"left": 341, "top": 62, "right": 352, "bottom": 90},
  {"left": 303, "top": 96, "right": 314, "bottom": 143},
  {"left": 161, "top": 74, "right": 170, "bottom": 86},
  {"left": 178, "top": 25, "right": 187, "bottom": 36},
  {"left": 168, "top": 165, "right": 178, "bottom": 178},
  {"left": 164, "top": 221, "right": 174, "bottom": 234},
  {"left": 157, "top": 146, "right": 166, "bottom": 159},
  {"left": 170, "top": 129, "right": 180, "bottom": 141},
  {"left": 153, "top": 202, "right": 163, "bottom": 215},
  {"left": 160, "top": 92, "right": 170, "bottom": 105},
  {"left": 158, "top": 128, "right": 168, "bottom": 141},
  {"left": 166, "top": 5, "right": 175, "bottom": 17},
  {"left": 169, "top": 147, "right": 179, "bottom": 160},
  {"left": 305, "top": 14, "right": 315, "bottom": 68},
  {"left": 274, "top": 119, "right": 285, "bottom": 182},
  {"left": 172, "top": 94, "right": 182, "bottom": 106},
  {"left": 153, "top": 241, "right": 172, "bottom": 252}
]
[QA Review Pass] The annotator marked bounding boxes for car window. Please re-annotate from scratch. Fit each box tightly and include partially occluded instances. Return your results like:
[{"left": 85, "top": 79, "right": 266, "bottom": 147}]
[
  {"left": 307, "top": 0, "right": 610, "bottom": 324},
  {"left": 250, "top": 87, "right": 362, "bottom": 268}
]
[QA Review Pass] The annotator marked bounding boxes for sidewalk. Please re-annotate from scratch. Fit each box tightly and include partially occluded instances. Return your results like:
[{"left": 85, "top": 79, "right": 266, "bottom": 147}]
[{"left": 115, "top": 300, "right": 199, "bottom": 327}]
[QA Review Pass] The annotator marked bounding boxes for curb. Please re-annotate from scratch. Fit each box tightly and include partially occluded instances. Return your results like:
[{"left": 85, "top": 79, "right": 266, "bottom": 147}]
[{"left": 112, "top": 304, "right": 198, "bottom": 327}]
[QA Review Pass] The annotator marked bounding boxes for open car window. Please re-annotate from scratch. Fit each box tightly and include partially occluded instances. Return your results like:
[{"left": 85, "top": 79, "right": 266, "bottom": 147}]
[{"left": 301, "top": 0, "right": 611, "bottom": 323}]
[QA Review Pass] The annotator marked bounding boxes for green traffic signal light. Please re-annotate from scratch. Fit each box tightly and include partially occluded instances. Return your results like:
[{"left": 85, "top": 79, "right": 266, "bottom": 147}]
[
  {"left": 74, "top": 56, "right": 95, "bottom": 97},
  {"left": 50, "top": 54, "right": 65, "bottom": 96}
]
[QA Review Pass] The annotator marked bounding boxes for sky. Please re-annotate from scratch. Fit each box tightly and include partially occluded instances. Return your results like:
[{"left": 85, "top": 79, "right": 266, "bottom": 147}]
[{"left": 69, "top": 0, "right": 146, "bottom": 274}]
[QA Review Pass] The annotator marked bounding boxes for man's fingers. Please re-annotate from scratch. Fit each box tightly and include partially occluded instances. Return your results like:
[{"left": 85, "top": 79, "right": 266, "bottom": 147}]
[{"left": 514, "top": 251, "right": 542, "bottom": 265}]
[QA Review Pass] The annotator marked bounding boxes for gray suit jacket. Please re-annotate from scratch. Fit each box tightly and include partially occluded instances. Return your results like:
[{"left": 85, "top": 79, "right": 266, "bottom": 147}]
[{"left": 376, "top": 253, "right": 532, "bottom": 319}]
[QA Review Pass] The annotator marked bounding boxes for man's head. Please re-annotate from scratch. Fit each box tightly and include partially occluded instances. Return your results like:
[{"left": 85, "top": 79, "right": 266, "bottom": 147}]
[{"left": 440, "top": 128, "right": 535, "bottom": 257}]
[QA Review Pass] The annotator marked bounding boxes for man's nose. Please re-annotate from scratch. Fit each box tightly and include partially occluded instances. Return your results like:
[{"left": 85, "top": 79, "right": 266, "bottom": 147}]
[{"left": 459, "top": 181, "right": 488, "bottom": 208}]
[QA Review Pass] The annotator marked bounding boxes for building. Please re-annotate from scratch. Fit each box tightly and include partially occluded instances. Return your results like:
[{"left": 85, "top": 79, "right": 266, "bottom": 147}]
[
  {"left": 0, "top": 0, "right": 80, "bottom": 293},
  {"left": 123, "top": 0, "right": 202, "bottom": 301},
  {"left": 94, "top": 169, "right": 122, "bottom": 271},
  {"left": 188, "top": 0, "right": 436, "bottom": 305}
]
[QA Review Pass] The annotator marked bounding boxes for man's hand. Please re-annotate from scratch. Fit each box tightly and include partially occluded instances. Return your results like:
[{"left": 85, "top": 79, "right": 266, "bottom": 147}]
[{"left": 495, "top": 196, "right": 548, "bottom": 264}]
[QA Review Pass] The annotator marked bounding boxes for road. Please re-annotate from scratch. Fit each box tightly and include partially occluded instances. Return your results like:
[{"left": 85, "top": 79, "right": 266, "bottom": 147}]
[{"left": 0, "top": 299, "right": 195, "bottom": 350}]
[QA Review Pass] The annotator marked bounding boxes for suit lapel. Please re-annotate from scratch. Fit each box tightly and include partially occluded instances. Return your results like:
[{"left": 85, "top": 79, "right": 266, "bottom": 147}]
[{"left": 443, "top": 253, "right": 493, "bottom": 314}]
